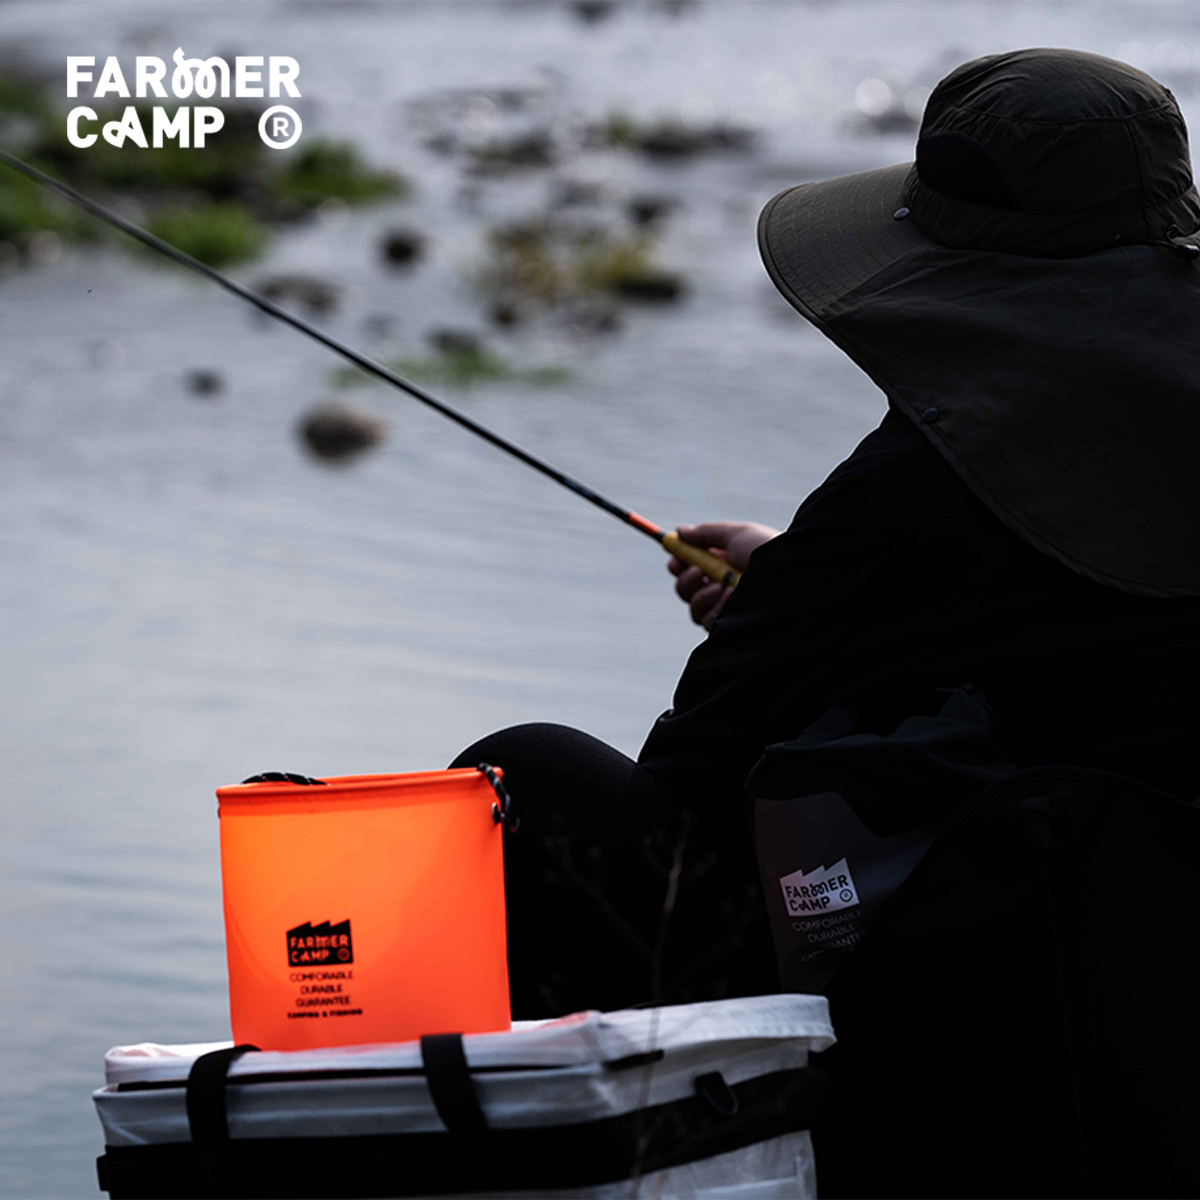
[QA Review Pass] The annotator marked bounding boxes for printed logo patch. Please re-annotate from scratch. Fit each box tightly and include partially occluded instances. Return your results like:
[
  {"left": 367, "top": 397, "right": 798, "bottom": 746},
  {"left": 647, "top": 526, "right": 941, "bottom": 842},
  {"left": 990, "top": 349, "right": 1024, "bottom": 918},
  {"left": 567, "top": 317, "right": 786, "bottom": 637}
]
[
  {"left": 287, "top": 919, "right": 353, "bottom": 966},
  {"left": 779, "top": 858, "right": 860, "bottom": 916}
]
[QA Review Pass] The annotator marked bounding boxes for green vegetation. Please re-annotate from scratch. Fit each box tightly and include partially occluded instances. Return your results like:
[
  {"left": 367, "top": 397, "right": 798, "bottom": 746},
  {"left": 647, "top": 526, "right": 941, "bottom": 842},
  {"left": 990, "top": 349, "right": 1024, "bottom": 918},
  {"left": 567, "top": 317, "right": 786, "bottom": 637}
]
[
  {"left": 33, "top": 106, "right": 268, "bottom": 200},
  {"left": 478, "top": 218, "right": 685, "bottom": 309},
  {"left": 0, "top": 170, "right": 92, "bottom": 242},
  {"left": 0, "top": 82, "right": 407, "bottom": 268},
  {"left": 273, "top": 140, "right": 405, "bottom": 208},
  {"left": 146, "top": 202, "right": 268, "bottom": 268},
  {"left": 483, "top": 219, "right": 568, "bottom": 302},
  {"left": 0, "top": 72, "right": 52, "bottom": 117},
  {"left": 594, "top": 109, "right": 639, "bottom": 150},
  {"left": 332, "top": 346, "right": 572, "bottom": 391},
  {"left": 576, "top": 235, "right": 685, "bottom": 300},
  {"left": 586, "top": 108, "right": 755, "bottom": 157}
]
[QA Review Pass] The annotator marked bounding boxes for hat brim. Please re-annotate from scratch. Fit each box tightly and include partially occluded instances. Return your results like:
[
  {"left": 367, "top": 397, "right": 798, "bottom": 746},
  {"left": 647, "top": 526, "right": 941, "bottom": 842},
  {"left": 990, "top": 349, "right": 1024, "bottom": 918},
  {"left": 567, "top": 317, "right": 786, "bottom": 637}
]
[{"left": 758, "top": 162, "right": 931, "bottom": 324}]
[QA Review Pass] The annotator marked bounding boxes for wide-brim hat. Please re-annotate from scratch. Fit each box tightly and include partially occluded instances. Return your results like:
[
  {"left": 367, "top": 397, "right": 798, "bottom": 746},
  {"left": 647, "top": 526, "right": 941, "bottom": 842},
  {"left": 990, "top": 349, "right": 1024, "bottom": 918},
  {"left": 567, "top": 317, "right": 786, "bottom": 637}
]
[{"left": 760, "top": 48, "right": 1200, "bottom": 597}]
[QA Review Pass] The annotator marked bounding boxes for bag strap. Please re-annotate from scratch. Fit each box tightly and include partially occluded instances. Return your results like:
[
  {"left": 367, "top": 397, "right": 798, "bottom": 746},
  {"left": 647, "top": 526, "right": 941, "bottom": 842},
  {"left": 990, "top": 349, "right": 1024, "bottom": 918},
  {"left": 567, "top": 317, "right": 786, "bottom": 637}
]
[
  {"left": 420, "top": 1033, "right": 487, "bottom": 1134},
  {"left": 186, "top": 1044, "right": 259, "bottom": 1144}
]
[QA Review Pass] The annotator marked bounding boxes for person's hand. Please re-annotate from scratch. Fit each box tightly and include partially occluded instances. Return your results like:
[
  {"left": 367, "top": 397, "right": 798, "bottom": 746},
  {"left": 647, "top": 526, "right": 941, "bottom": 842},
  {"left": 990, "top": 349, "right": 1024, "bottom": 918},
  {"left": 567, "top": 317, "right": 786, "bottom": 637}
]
[{"left": 668, "top": 521, "right": 779, "bottom": 630}]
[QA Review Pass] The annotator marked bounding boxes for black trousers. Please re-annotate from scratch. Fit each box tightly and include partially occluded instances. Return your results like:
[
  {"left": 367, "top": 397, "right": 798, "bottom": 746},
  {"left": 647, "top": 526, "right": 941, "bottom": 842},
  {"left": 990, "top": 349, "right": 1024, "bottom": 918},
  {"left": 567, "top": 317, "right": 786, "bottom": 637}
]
[{"left": 450, "top": 724, "right": 777, "bottom": 1019}]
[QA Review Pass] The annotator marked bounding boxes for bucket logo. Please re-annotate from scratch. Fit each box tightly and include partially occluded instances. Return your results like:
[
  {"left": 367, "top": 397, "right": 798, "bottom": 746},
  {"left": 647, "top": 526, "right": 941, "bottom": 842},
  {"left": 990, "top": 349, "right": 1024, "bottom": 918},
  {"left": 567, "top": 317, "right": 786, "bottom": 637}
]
[
  {"left": 779, "top": 858, "right": 860, "bottom": 916},
  {"left": 288, "top": 920, "right": 353, "bottom": 966}
]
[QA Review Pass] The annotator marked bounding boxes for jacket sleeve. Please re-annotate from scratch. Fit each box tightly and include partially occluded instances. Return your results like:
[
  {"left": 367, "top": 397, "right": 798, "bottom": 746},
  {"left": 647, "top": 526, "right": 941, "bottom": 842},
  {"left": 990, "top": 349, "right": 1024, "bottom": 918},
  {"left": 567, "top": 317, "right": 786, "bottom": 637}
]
[{"left": 636, "top": 412, "right": 981, "bottom": 808}]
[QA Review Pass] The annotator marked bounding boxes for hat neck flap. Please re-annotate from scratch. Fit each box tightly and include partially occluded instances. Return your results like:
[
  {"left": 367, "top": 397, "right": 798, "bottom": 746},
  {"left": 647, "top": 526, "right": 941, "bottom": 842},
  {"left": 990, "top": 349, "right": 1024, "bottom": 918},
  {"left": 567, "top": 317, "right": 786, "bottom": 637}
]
[{"left": 820, "top": 242, "right": 1200, "bottom": 596}]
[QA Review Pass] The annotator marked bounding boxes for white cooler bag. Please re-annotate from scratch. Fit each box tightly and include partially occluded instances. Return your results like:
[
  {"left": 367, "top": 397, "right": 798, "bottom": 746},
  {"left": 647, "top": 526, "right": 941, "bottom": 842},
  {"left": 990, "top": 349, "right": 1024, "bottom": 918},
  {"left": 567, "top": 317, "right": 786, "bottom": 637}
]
[{"left": 94, "top": 994, "right": 834, "bottom": 1199}]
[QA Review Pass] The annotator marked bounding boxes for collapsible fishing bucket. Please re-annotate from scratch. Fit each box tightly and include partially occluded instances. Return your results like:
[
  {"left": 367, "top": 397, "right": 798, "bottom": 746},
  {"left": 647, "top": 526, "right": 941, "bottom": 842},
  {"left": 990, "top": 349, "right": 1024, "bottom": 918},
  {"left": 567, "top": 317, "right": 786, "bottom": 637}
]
[
  {"left": 216, "top": 768, "right": 512, "bottom": 1052},
  {"left": 93, "top": 995, "right": 834, "bottom": 1200}
]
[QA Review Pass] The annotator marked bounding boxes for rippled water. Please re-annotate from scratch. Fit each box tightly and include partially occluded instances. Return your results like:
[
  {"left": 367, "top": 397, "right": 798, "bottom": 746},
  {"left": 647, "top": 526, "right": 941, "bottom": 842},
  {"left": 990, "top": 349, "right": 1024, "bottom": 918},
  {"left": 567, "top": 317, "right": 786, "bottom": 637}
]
[{"left": 3, "top": 2, "right": 1198, "bottom": 1194}]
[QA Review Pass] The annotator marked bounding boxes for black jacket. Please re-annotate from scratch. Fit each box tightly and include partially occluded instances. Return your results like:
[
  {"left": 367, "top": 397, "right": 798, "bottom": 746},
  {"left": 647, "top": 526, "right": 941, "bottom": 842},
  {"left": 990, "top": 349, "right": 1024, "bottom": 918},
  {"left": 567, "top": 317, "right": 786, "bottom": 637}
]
[{"left": 639, "top": 408, "right": 1200, "bottom": 804}]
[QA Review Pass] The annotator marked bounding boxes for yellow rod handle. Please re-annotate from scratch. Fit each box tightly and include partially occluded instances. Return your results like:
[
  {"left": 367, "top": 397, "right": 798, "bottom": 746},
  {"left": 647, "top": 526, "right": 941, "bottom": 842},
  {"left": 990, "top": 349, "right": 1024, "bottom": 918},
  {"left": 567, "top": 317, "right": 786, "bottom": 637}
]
[{"left": 661, "top": 531, "right": 742, "bottom": 589}]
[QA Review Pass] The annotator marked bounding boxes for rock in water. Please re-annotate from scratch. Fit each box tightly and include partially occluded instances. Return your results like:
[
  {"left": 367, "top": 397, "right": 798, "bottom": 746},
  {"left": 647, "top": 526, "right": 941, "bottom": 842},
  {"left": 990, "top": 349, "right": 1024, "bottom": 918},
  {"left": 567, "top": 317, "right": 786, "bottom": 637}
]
[
  {"left": 572, "top": 0, "right": 614, "bottom": 22},
  {"left": 627, "top": 195, "right": 677, "bottom": 228},
  {"left": 489, "top": 297, "right": 522, "bottom": 327},
  {"left": 429, "top": 328, "right": 484, "bottom": 356},
  {"left": 186, "top": 369, "right": 224, "bottom": 398},
  {"left": 381, "top": 229, "right": 426, "bottom": 267},
  {"left": 467, "top": 131, "right": 557, "bottom": 173},
  {"left": 613, "top": 272, "right": 685, "bottom": 301},
  {"left": 298, "top": 403, "right": 385, "bottom": 463}
]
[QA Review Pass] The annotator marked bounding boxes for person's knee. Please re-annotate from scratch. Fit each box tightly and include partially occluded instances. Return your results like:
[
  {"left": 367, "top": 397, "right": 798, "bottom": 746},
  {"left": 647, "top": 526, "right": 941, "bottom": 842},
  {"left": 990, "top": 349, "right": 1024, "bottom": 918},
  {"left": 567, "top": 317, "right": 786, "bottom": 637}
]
[
  {"left": 448, "top": 723, "right": 581, "bottom": 771},
  {"left": 448, "top": 723, "right": 674, "bottom": 838}
]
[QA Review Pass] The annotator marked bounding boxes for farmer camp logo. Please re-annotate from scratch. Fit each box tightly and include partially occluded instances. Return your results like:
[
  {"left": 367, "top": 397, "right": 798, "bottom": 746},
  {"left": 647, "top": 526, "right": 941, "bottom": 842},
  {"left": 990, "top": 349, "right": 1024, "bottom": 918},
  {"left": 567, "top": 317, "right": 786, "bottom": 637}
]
[
  {"left": 287, "top": 919, "right": 353, "bottom": 966},
  {"left": 65, "top": 52, "right": 302, "bottom": 149},
  {"left": 778, "top": 857, "right": 860, "bottom": 917}
]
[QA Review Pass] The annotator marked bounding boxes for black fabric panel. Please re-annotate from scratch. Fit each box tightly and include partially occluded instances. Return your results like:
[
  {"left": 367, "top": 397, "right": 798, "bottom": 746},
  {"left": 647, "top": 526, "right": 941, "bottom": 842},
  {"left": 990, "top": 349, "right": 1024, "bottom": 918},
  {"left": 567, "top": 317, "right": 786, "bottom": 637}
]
[
  {"left": 419, "top": 1034, "right": 486, "bottom": 1134},
  {"left": 96, "top": 1066, "right": 822, "bottom": 1199},
  {"left": 812, "top": 767, "right": 1200, "bottom": 1198},
  {"left": 916, "top": 132, "right": 1020, "bottom": 209}
]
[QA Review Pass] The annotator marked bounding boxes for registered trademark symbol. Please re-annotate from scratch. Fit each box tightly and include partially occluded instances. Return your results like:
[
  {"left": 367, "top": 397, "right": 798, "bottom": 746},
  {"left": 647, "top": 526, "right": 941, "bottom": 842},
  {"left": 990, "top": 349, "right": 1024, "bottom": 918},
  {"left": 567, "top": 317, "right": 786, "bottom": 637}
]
[
  {"left": 259, "top": 105, "right": 302, "bottom": 149},
  {"left": 839, "top": 889, "right": 854, "bottom": 903}
]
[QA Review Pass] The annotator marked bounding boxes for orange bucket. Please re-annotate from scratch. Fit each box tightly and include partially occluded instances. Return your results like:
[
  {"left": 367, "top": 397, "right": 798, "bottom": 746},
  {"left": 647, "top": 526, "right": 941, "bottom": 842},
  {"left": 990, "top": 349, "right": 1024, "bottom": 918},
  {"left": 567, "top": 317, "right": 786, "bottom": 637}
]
[{"left": 216, "top": 768, "right": 511, "bottom": 1051}]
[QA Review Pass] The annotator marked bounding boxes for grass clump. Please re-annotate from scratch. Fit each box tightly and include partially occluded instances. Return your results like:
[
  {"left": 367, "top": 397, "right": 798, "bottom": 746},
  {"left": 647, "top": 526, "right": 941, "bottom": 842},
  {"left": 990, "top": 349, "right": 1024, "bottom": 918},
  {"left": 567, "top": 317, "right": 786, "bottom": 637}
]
[
  {"left": 0, "top": 71, "right": 94, "bottom": 250},
  {"left": 0, "top": 170, "right": 92, "bottom": 243},
  {"left": 594, "top": 109, "right": 639, "bottom": 150},
  {"left": 32, "top": 108, "right": 406, "bottom": 221},
  {"left": 33, "top": 107, "right": 267, "bottom": 202},
  {"left": 478, "top": 218, "right": 686, "bottom": 311},
  {"left": 0, "top": 84, "right": 407, "bottom": 267},
  {"left": 274, "top": 140, "right": 406, "bottom": 207},
  {"left": 0, "top": 72, "right": 53, "bottom": 118},
  {"left": 576, "top": 235, "right": 686, "bottom": 300},
  {"left": 483, "top": 219, "right": 570, "bottom": 303},
  {"left": 146, "top": 203, "right": 268, "bottom": 267}
]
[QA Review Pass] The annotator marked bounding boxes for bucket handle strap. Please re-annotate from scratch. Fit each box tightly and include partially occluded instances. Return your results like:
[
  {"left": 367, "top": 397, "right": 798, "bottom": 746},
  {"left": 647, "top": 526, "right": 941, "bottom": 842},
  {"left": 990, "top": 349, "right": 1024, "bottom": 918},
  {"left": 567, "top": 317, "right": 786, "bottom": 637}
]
[
  {"left": 479, "top": 763, "right": 519, "bottom": 832},
  {"left": 240, "top": 771, "right": 327, "bottom": 785}
]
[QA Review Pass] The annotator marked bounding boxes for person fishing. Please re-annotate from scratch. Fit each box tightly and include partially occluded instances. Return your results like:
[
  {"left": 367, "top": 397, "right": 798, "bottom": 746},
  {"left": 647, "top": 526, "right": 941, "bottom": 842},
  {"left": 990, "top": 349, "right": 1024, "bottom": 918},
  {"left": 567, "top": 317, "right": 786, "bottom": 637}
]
[
  {"left": 9, "top": 43, "right": 1197, "bottom": 1197},
  {"left": 9, "top": 24, "right": 1196, "bottom": 1052},
  {"left": 451, "top": 45, "right": 1200, "bottom": 1026}
]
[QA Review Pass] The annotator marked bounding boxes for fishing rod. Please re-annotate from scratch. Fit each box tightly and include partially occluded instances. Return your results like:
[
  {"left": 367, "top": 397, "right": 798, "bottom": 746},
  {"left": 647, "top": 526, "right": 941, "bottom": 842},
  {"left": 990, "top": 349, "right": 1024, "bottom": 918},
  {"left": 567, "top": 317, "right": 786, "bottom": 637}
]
[{"left": 0, "top": 147, "right": 740, "bottom": 590}]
